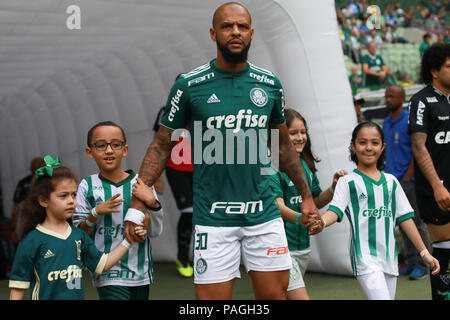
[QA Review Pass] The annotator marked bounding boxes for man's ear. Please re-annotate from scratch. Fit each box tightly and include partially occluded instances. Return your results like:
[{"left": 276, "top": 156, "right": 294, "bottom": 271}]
[
  {"left": 430, "top": 68, "right": 439, "bottom": 80},
  {"left": 210, "top": 27, "right": 217, "bottom": 42}
]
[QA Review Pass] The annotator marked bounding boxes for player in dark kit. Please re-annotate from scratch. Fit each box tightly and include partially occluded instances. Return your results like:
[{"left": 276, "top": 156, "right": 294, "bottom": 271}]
[
  {"left": 123, "top": 2, "right": 320, "bottom": 300},
  {"left": 408, "top": 43, "right": 450, "bottom": 300}
]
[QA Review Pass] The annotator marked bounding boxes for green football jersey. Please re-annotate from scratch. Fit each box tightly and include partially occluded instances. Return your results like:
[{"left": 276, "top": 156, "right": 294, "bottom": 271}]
[
  {"left": 9, "top": 224, "right": 106, "bottom": 300},
  {"left": 270, "top": 157, "right": 322, "bottom": 250},
  {"left": 160, "top": 59, "right": 285, "bottom": 227},
  {"left": 361, "top": 54, "right": 385, "bottom": 86}
]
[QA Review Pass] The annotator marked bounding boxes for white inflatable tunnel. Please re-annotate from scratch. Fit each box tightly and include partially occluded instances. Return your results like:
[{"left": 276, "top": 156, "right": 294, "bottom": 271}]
[{"left": 0, "top": 0, "right": 357, "bottom": 275}]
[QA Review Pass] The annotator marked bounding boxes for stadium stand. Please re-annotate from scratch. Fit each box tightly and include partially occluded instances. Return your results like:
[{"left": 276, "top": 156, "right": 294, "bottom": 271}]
[{"left": 336, "top": 0, "right": 449, "bottom": 120}]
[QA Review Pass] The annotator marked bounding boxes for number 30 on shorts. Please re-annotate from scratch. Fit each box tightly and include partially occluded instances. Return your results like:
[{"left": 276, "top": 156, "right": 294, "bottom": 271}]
[{"left": 195, "top": 232, "right": 208, "bottom": 250}]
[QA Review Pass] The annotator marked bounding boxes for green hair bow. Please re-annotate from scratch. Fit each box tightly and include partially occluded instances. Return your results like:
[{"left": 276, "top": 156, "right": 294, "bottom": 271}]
[{"left": 35, "top": 155, "right": 62, "bottom": 180}]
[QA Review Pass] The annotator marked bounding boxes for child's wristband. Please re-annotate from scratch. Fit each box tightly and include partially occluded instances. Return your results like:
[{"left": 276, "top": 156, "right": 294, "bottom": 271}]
[
  {"left": 420, "top": 249, "right": 430, "bottom": 258},
  {"left": 295, "top": 213, "right": 302, "bottom": 225},
  {"left": 322, "top": 219, "right": 327, "bottom": 228},
  {"left": 121, "top": 239, "right": 132, "bottom": 249},
  {"left": 85, "top": 219, "right": 96, "bottom": 228},
  {"left": 124, "top": 208, "right": 145, "bottom": 225},
  {"left": 91, "top": 207, "right": 99, "bottom": 219}
]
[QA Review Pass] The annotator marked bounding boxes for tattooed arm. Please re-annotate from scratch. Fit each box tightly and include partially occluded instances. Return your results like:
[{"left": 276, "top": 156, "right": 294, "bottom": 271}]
[
  {"left": 125, "top": 126, "right": 176, "bottom": 242},
  {"left": 411, "top": 131, "right": 450, "bottom": 212},
  {"left": 271, "top": 123, "right": 319, "bottom": 226}
]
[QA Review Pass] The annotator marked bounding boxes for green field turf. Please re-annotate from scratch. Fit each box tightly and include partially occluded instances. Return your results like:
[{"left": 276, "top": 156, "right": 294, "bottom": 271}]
[{"left": 0, "top": 262, "right": 432, "bottom": 300}]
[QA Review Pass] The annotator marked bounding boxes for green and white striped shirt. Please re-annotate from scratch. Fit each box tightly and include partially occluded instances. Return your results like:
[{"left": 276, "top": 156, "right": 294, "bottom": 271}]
[
  {"left": 328, "top": 170, "right": 414, "bottom": 276},
  {"left": 73, "top": 170, "right": 155, "bottom": 287}
]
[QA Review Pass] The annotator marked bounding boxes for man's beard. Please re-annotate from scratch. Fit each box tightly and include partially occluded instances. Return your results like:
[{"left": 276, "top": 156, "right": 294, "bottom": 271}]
[{"left": 217, "top": 39, "right": 251, "bottom": 63}]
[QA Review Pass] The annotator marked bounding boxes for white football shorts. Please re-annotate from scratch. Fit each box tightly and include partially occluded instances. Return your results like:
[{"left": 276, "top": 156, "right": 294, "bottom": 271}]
[{"left": 193, "top": 217, "right": 292, "bottom": 284}]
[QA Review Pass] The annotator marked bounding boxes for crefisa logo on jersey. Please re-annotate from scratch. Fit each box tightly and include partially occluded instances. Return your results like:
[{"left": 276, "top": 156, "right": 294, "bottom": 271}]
[
  {"left": 250, "top": 88, "right": 268, "bottom": 107},
  {"left": 168, "top": 89, "right": 184, "bottom": 121},
  {"left": 290, "top": 195, "right": 302, "bottom": 205},
  {"left": 362, "top": 206, "right": 392, "bottom": 219},
  {"left": 249, "top": 72, "right": 274, "bottom": 85}
]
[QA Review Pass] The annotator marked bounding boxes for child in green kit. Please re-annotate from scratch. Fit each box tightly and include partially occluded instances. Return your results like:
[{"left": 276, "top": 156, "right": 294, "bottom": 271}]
[
  {"left": 270, "top": 109, "right": 347, "bottom": 300},
  {"left": 9, "top": 156, "right": 145, "bottom": 300}
]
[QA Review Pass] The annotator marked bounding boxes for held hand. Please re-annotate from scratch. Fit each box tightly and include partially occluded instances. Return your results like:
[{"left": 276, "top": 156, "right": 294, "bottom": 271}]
[
  {"left": 308, "top": 217, "right": 325, "bottom": 235},
  {"left": 302, "top": 210, "right": 320, "bottom": 228},
  {"left": 299, "top": 197, "right": 320, "bottom": 227},
  {"left": 135, "top": 223, "right": 147, "bottom": 240},
  {"left": 124, "top": 210, "right": 149, "bottom": 243},
  {"left": 124, "top": 221, "right": 137, "bottom": 243},
  {"left": 96, "top": 193, "right": 124, "bottom": 215},
  {"left": 132, "top": 177, "right": 157, "bottom": 208},
  {"left": 121, "top": 224, "right": 145, "bottom": 248},
  {"left": 433, "top": 184, "right": 450, "bottom": 212},
  {"left": 140, "top": 211, "right": 150, "bottom": 242},
  {"left": 300, "top": 197, "right": 319, "bottom": 219}
]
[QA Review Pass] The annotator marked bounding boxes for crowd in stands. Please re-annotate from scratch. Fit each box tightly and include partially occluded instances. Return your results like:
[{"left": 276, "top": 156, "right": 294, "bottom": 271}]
[{"left": 336, "top": 0, "right": 450, "bottom": 90}]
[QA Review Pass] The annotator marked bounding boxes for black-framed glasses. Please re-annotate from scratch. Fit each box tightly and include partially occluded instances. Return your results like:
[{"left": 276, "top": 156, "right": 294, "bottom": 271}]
[{"left": 91, "top": 140, "right": 125, "bottom": 151}]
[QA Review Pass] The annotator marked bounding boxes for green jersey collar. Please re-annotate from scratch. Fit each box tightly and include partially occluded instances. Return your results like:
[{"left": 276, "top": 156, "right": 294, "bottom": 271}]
[
  {"left": 98, "top": 169, "right": 136, "bottom": 187},
  {"left": 210, "top": 59, "right": 250, "bottom": 75},
  {"left": 353, "top": 169, "right": 386, "bottom": 185}
]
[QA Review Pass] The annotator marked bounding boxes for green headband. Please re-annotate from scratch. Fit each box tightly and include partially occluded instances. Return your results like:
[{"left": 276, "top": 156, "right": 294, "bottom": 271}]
[{"left": 35, "top": 155, "right": 62, "bottom": 180}]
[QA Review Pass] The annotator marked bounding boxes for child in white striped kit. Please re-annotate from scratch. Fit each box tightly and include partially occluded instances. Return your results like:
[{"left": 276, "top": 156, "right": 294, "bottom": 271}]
[
  {"left": 72, "top": 121, "right": 163, "bottom": 300},
  {"left": 311, "top": 121, "right": 440, "bottom": 300}
]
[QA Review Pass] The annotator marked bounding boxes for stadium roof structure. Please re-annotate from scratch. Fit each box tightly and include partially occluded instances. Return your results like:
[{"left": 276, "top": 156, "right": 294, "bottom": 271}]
[{"left": 0, "top": 0, "right": 356, "bottom": 275}]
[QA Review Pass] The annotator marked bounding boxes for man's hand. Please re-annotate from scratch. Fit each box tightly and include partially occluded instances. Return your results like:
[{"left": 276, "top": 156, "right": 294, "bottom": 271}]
[
  {"left": 308, "top": 216, "right": 325, "bottom": 235},
  {"left": 299, "top": 197, "right": 320, "bottom": 228},
  {"left": 124, "top": 209, "right": 149, "bottom": 243},
  {"left": 124, "top": 125, "right": 174, "bottom": 243},
  {"left": 433, "top": 184, "right": 450, "bottom": 212}
]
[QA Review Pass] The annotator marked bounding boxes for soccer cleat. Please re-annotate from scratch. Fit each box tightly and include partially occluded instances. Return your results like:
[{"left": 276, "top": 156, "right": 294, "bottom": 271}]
[
  {"left": 398, "top": 263, "right": 414, "bottom": 276},
  {"left": 409, "top": 266, "right": 428, "bottom": 280},
  {"left": 176, "top": 259, "right": 193, "bottom": 278}
]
